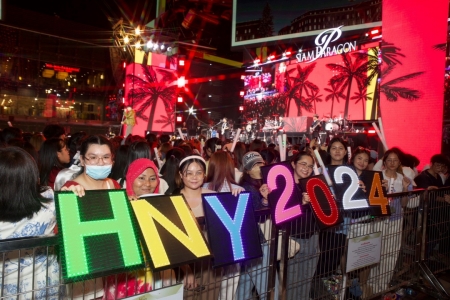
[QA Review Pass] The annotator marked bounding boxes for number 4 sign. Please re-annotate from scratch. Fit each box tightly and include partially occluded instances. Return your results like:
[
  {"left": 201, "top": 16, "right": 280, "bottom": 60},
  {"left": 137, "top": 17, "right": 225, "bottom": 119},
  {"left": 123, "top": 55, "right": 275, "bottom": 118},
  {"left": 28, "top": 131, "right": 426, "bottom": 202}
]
[{"left": 328, "top": 166, "right": 390, "bottom": 217}]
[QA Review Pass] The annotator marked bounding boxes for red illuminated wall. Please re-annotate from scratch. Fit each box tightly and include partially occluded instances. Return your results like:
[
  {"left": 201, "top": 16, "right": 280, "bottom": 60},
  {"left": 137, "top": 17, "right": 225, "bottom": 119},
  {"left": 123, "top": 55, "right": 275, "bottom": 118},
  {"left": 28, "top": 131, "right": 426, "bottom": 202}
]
[
  {"left": 381, "top": 0, "right": 447, "bottom": 169},
  {"left": 124, "top": 63, "right": 177, "bottom": 135},
  {"left": 277, "top": 42, "right": 379, "bottom": 121}
]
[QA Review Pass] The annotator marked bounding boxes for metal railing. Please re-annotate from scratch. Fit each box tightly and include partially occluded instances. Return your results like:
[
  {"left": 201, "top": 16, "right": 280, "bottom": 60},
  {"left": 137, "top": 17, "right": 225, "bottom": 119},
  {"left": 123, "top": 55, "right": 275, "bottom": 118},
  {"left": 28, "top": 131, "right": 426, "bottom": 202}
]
[{"left": 2, "top": 188, "right": 450, "bottom": 300}]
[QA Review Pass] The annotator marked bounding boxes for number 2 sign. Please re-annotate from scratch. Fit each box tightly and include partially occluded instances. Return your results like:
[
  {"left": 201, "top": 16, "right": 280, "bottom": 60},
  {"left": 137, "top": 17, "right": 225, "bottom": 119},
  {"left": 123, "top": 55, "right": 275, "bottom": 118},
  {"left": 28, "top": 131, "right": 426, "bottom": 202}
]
[{"left": 261, "top": 162, "right": 302, "bottom": 226}]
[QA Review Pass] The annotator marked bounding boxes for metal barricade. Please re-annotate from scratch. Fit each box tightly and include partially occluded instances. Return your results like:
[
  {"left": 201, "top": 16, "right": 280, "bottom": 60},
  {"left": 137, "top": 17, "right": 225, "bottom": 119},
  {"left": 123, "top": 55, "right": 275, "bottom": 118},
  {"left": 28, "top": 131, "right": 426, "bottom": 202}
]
[
  {"left": 1, "top": 210, "right": 279, "bottom": 300},
  {"left": 418, "top": 187, "right": 450, "bottom": 298},
  {"left": 279, "top": 189, "right": 426, "bottom": 300},
  {"left": 5, "top": 189, "right": 450, "bottom": 300}
]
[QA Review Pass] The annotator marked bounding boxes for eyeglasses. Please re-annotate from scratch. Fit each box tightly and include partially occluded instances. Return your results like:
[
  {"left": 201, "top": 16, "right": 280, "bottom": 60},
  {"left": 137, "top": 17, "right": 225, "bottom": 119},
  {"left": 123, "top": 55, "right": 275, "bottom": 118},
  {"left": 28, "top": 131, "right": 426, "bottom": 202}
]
[
  {"left": 184, "top": 171, "right": 204, "bottom": 179},
  {"left": 84, "top": 155, "right": 112, "bottom": 165},
  {"left": 297, "top": 162, "right": 314, "bottom": 170}
]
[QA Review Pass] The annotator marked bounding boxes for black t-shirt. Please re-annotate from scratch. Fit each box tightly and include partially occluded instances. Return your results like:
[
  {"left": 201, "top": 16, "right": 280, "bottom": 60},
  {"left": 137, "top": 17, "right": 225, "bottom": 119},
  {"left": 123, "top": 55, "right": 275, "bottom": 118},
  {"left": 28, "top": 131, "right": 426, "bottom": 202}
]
[{"left": 414, "top": 170, "right": 444, "bottom": 189}]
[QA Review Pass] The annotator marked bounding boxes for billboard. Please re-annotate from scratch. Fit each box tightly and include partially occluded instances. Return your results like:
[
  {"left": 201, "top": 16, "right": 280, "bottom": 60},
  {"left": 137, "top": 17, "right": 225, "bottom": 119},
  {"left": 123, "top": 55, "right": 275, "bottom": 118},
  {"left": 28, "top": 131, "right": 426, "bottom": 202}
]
[{"left": 232, "top": 0, "right": 382, "bottom": 47}]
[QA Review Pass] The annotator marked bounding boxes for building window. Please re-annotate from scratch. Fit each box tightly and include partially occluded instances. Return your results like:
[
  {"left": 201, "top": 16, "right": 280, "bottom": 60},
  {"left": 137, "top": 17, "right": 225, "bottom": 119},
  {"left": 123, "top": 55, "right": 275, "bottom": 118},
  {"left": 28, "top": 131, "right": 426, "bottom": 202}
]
[{"left": 87, "top": 104, "right": 94, "bottom": 112}]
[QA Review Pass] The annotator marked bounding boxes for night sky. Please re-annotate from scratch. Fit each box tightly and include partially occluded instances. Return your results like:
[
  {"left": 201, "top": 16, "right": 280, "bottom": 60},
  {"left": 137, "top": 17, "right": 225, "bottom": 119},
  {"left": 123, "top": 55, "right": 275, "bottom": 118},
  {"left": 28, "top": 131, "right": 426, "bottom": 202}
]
[
  {"left": 7, "top": 0, "right": 156, "bottom": 29},
  {"left": 235, "top": 0, "right": 366, "bottom": 33}
]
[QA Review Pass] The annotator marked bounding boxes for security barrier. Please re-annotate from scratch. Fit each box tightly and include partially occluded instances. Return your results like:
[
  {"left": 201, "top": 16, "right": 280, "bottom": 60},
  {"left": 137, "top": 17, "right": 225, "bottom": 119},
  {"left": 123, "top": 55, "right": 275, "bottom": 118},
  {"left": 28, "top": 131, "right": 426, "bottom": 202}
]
[{"left": 2, "top": 188, "right": 450, "bottom": 300}]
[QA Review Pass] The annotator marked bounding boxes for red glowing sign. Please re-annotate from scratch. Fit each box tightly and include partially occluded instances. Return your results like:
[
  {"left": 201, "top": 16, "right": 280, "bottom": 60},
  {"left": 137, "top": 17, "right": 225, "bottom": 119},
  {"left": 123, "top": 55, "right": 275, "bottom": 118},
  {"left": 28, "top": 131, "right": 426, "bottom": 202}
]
[
  {"left": 304, "top": 177, "right": 341, "bottom": 229},
  {"left": 45, "top": 63, "right": 80, "bottom": 73}
]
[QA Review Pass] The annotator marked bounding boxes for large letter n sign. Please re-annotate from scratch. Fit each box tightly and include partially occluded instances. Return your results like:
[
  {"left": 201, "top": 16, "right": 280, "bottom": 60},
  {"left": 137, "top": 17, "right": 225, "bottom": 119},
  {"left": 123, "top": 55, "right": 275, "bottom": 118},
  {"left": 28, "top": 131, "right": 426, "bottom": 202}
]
[{"left": 55, "top": 190, "right": 144, "bottom": 282}]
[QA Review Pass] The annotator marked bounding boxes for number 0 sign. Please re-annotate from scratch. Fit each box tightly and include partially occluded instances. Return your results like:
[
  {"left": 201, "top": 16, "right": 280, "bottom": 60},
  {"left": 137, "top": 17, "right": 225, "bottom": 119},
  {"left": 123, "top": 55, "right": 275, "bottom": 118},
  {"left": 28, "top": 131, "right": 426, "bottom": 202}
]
[{"left": 299, "top": 175, "right": 343, "bottom": 229}]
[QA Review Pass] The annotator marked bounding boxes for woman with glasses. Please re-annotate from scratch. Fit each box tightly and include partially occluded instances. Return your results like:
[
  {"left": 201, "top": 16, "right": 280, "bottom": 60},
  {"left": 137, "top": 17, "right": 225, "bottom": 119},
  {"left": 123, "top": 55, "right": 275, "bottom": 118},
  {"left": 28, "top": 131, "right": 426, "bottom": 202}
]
[
  {"left": 60, "top": 135, "right": 118, "bottom": 299},
  {"left": 287, "top": 151, "right": 319, "bottom": 300},
  {"left": 61, "top": 135, "right": 119, "bottom": 195}
]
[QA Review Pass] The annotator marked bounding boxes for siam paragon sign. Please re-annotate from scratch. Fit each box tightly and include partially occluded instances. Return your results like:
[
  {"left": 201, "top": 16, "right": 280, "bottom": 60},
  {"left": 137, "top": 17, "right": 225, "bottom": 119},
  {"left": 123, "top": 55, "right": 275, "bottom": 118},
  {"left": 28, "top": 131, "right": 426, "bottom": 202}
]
[{"left": 296, "top": 26, "right": 357, "bottom": 63}]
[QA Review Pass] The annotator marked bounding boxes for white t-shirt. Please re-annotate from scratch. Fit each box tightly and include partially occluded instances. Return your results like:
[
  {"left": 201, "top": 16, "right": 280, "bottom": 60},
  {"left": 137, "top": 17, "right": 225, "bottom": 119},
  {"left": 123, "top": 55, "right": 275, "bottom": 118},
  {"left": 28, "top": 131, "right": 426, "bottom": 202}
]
[{"left": 0, "top": 189, "right": 60, "bottom": 300}]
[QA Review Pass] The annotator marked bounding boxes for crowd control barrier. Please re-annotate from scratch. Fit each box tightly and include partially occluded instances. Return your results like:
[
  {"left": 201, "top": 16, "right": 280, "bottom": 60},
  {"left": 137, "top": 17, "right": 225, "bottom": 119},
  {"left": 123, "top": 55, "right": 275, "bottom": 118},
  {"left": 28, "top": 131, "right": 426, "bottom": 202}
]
[{"left": 2, "top": 188, "right": 450, "bottom": 300}]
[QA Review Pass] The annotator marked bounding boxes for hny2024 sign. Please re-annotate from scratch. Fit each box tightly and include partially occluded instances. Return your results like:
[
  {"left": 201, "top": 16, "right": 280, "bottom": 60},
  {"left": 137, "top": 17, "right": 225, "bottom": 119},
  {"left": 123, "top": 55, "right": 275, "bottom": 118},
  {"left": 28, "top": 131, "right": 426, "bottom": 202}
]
[{"left": 55, "top": 191, "right": 262, "bottom": 283}]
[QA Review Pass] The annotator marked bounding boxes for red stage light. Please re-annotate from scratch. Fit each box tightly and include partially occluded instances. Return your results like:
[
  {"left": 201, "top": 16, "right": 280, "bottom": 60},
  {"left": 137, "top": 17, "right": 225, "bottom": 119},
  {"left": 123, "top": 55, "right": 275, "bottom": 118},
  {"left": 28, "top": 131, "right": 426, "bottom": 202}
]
[
  {"left": 239, "top": 106, "right": 244, "bottom": 111},
  {"left": 240, "top": 91, "right": 245, "bottom": 97},
  {"left": 177, "top": 96, "right": 183, "bottom": 103},
  {"left": 179, "top": 60, "right": 185, "bottom": 66},
  {"left": 177, "top": 116, "right": 182, "bottom": 122},
  {"left": 368, "top": 129, "right": 376, "bottom": 134},
  {"left": 123, "top": 62, "right": 126, "bottom": 68},
  {"left": 371, "top": 29, "right": 380, "bottom": 35}
]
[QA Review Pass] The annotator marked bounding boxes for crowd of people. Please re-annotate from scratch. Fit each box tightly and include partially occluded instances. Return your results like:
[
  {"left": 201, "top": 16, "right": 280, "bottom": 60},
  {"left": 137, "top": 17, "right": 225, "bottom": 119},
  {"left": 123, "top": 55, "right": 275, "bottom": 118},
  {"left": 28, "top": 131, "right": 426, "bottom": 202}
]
[{"left": 1, "top": 122, "right": 450, "bottom": 300}]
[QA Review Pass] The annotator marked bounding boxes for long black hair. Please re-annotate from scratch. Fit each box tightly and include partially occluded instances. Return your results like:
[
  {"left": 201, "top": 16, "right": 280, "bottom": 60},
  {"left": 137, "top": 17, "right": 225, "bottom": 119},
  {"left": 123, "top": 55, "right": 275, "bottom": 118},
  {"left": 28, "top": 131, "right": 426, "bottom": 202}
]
[
  {"left": 109, "top": 144, "right": 130, "bottom": 181},
  {"left": 161, "top": 147, "right": 186, "bottom": 194},
  {"left": 123, "top": 141, "right": 152, "bottom": 177},
  {"left": 0, "top": 147, "right": 51, "bottom": 222},
  {"left": 38, "top": 138, "right": 66, "bottom": 186}
]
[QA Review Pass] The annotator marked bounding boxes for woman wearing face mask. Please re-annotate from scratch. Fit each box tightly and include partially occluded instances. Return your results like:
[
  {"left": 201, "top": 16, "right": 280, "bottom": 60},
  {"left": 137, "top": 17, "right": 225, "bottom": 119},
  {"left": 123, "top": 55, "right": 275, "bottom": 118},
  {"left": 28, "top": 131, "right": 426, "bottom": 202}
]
[
  {"left": 287, "top": 151, "right": 319, "bottom": 300},
  {"left": 60, "top": 135, "right": 118, "bottom": 299},
  {"left": 61, "top": 135, "right": 119, "bottom": 195}
]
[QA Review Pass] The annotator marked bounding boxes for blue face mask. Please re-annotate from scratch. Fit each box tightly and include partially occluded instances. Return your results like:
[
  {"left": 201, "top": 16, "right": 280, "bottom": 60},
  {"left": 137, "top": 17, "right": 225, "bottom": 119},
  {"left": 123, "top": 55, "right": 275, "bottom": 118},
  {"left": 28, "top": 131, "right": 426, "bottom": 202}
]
[{"left": 85, "top": 164, "right": 112, "bottom": 180}]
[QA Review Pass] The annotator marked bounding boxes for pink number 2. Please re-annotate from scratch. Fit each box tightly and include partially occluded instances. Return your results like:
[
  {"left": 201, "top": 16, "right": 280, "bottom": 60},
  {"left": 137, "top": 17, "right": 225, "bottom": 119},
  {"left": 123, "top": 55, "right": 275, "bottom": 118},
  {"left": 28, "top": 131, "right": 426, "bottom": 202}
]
[{"left": 267, "top": 165, "right": 302, "bottom": 225}]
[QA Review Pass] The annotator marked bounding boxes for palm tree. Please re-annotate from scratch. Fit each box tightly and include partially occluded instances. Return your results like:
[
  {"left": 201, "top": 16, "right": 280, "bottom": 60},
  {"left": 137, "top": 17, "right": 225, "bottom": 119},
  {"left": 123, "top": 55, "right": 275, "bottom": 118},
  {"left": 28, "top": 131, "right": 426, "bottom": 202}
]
[
  {"left": 286, "top": 63, "right": 318, "bottom": 116},
  {"left": 324, "top": 82, "right": 345, "bottom": 117},
  {"left": 127, "top": 65, "right": 177, "bottom": 131},
  {"left": 155, "top": 111, "right": 175, "bottom": 131},
  {"left": 351, "top": 81, "right": 372, "bottom": 118},
  {"left": 353, "top": 42, "right": 406, "bottom": 119},
  {"left": 305, "top": 88, "right": 323, "bottom": 114},
  {"left": 380, "top": 65, "right": 424, "bottom": 102},
  {"left": 326, "top": 53, "right": 368, "bottom": 120}
]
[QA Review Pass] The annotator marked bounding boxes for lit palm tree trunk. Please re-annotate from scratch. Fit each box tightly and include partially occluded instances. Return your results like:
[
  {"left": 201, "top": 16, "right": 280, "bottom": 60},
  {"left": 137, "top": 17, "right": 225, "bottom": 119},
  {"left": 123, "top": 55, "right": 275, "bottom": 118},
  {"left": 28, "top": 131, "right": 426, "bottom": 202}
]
[
  {"left": 330, "top": 98, "right": 335, "bottom": 117},
  {"left": 344, "top": 76, "right": 353, "bottom": 120},
  {"left": 297, "top": 89, "right": 304, "bottom": 116},
  {"left": 370, "top": 79, "right": 379, "bottom": 119},
  {"left": 147, "top": 95, "right": 159, "bottom": 131}
]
